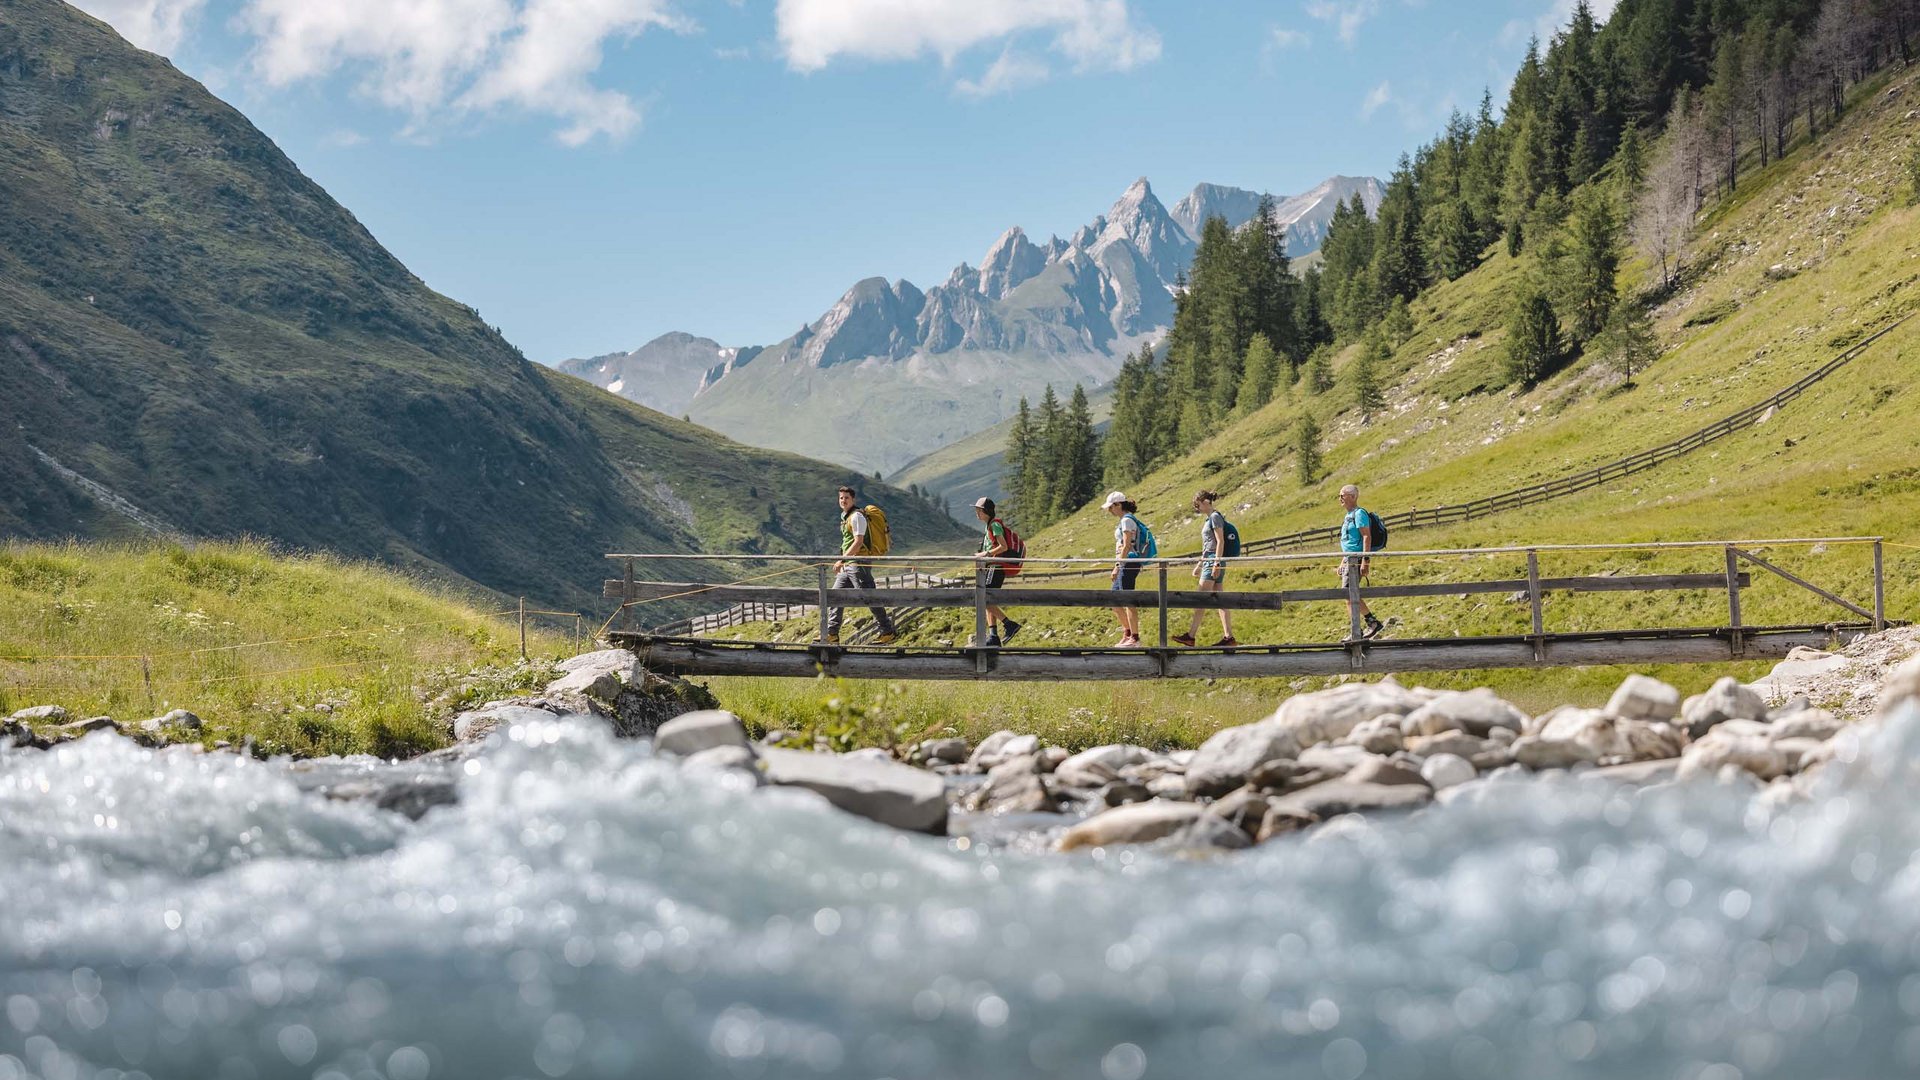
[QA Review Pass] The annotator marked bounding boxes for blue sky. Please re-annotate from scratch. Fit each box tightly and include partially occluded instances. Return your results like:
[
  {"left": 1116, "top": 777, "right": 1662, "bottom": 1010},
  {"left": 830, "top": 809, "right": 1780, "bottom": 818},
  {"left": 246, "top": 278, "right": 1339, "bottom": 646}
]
[{"left": 78, "top": 0, "right": 1604, "bottom": 362}]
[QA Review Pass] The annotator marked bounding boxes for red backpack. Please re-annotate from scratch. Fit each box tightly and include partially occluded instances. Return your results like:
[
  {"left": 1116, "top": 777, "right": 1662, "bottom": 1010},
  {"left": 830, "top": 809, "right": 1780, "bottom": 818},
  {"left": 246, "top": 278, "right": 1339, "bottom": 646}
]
[{"left": 989, "top": 519, "right": 1027, "bottom": 576}]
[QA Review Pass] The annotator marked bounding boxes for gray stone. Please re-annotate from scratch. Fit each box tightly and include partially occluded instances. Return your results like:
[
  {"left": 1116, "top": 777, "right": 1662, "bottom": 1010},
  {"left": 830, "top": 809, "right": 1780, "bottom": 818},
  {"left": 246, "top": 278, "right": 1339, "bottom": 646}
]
[
  {"left": 843, "top": 747, "right": 894, "bottom": 764},
  {"left": 1770, "top": 737, "right": 1826, "bottom": 772},
  {"left": 1101, "top": 780, "right": 1153, "bottom": 806},
  {"left": 967, "top": 729, "right": 1019, "bottom": 769},
  {"left": 1769, "top": 708, "right": 1846, "bottom": 742},
  {"left": 56, "top": 715, "right": 119, "bottom": 735},
  {"left": 453, "top": 704, "right": 559, "bottom": 742},
  {"left": 1405, "top": 731, "right": 1493, "bottom": 760},
  {"left": 997, "top": 734, "right": 1041, "bottom": 761},
  {"left": 9, "top": 705, "right": 68, "bottom": 724},
  {"left": 140, "top": 709, "right": 201, "bottom": 734},
  {"left": 1185, "top": 722, "right": 1301, "bottom": 797},
  {"left": 1059, "top": 744, "right": 1154, "bottom": 776},
  {"left": 1268, "top": 679, "right": 1427, "bottom": 749},
  {"left": 1053, "top": 763, "right": 1118, "bottom": 790},
  {"left": 1205, "top": 787, "right": 1275, "bottom": 836},
  {"left": 1256, "top": 805, "right": 1318, "bottom": 842},
  {"left": 966, "top": 767, "right": 1059, "bottom": 815},
  {"left": 1607, "top": 674, "right": 1681, "bottom": 722},
  {"left": 1058, "top": 801, "right": 1206, "bottom": 851},
  {"left": 1470, "top": 747, "right": 1516, "bottom": 772},
  {"left": 1881, "top": 652, "right": 1920, "bottom": 716},
  {"left": 1345, "top": 716, "right": 1404, "bottom": 754},
  {"left": 1537, "top": 708, "right": 1632, "bottom": 760},
  {"left": 1684, "top": 677, "right": 1768, "bottom": 739},
  {"left": 1587, "top": 759, "right": 1681, "bottom": 785},
  {"left": 654, "top": 710, "right": 751, "bottom": 757},
  {"left": 1344, "top": 756, "right": 1428, "bottom": 787},
  {"left": 545, "top": 650, "right": 640, "bottom": 702},
  {"left": 1147, "top": 774, "right": 1188, "bottom": 799},
  {"left": 1165, "top": 813, "right": 1252, "bottom": 851},
  {"left": 760, "top": 748, "right": 948, "bottom": 833},
  {"left": 1419, "top": 753, "right": 1476, "bottom": 790},
  {"left": 683, "top": 744, "right": 760, "bottom": 775},
  {"left": 1678, "top": 729, "right": 1794, "bottom": 781},
  {"left": 1037, "top": 746, "right": 1069, "bottom": 773},
  {"left": 1509, "top": 735, "right": 1599, "bottom": 770},
  {"left": 916, "top": 737, "right": 970, "bottom": 764},
  {"left": 1270, "top": 780, "right": 1432, "bottom": 818},
  {"left": 325, "top": 779, "right": 459, "bottom": 821},
  {"left": 1399, "top": 689, "right": 1527, "bottom": 738},
  {"left": 1296, "top": 743, "right": 1371, "bottom": 774}
]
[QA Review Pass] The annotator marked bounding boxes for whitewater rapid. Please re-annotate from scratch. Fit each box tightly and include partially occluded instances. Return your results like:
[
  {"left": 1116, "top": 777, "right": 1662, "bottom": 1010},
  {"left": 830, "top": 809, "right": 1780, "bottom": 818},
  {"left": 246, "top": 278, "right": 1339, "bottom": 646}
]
[{"left": 5, "top": 708, "right": 1920, "bottom": 1080}]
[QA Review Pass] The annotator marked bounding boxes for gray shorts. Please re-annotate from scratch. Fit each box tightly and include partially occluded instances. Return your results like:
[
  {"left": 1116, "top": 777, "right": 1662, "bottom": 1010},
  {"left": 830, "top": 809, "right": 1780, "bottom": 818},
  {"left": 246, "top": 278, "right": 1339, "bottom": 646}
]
[{"left": 1339, "top": 556, "right": 1368, "bottom": 588}]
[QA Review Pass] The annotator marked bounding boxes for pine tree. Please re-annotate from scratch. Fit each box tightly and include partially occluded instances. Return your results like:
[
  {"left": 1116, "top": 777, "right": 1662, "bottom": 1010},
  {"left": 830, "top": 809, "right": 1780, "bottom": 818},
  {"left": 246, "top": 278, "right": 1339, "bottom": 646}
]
[
  {"left": 1591, "top": 301, "right": 1661, "bottom": 380},
  {"left": 1033, "top": 385, "right": 1065, "bottom": 519},
  {"left": 1381, "top": 296, "right": 1415, "bottom": 346},
  {"left": 1552, "top": 186, "right": 1622, "bottom": 344},
  {"left": 1614, "top": 122, "right": 1646, "bottom": 191},
  {"left": 1352, "top": 334, "right": 1388, "bottom": 420},
  {"left": 1295, "top": 413, "right": 1323, "bottom": 485},
  {"left": 1504, "top": 286, "right": 1564, "bottom": 386},
  {"left": 1237, "top": 333, "right": 1281, "bottom": 415},
  {"left": 1306, "top": 346, "right": 1336, "bottom": 394},
  {"left": 1005, "top": 397, "right": 1036, "bottom": 524},
  {"left": 1103, "top": 347, "right": 1160, "bottom": 484},
  {"left": 1060, "top": 384, "right": 1102, "bottom": 514}
]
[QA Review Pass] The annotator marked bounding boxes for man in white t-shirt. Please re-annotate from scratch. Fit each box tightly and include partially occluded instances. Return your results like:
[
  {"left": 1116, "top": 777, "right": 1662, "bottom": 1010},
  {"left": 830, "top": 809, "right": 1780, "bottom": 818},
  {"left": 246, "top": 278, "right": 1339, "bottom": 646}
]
[{"left": 825, "top": 486, "right": 897, "bottom": 644}]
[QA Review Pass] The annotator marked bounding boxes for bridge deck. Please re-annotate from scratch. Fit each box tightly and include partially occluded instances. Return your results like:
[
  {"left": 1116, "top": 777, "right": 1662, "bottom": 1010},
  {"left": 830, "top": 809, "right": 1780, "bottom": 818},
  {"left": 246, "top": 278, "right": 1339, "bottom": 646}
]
[{"left": 611, "top": 623, "right": 1867, "bottom": 680}]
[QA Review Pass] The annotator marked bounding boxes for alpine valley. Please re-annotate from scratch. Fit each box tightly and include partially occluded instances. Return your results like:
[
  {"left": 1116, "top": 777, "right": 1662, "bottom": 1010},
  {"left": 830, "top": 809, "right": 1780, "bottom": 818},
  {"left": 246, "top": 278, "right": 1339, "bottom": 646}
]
[{"left": 559, "top": 175, "right": 1383, "bottom": 474}]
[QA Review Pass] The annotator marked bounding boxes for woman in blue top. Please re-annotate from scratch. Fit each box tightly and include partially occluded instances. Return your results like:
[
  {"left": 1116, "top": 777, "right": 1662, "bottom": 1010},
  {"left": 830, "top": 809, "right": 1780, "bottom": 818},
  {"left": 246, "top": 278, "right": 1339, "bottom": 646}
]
[
  {"left": 1102, "top": 491, "right": 1145, "bottom": 647},
  {"left": 1173, "top": 489, "right": 1237, "bottom": 648}
]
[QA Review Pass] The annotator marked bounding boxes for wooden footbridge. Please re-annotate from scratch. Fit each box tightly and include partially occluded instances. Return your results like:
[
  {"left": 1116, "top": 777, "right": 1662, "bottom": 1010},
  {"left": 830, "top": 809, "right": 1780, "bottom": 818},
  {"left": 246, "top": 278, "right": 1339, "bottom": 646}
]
[{"left": 604, "top": 538, "right": 1892, "bottom": 680}]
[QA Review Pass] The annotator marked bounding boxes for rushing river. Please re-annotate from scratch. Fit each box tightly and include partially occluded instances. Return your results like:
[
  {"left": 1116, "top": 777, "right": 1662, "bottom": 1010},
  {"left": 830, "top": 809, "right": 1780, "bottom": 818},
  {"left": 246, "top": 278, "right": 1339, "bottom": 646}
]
[{"left": 4, "top": 706, "right": 1920, "bottom": 1080}]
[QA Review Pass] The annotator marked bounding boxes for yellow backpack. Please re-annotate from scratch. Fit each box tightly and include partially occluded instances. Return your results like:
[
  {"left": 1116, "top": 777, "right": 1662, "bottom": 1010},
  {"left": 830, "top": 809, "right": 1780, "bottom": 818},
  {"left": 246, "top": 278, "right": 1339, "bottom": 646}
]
[{"left": 861, "top": 504, "right": 891, "bottom": 556}]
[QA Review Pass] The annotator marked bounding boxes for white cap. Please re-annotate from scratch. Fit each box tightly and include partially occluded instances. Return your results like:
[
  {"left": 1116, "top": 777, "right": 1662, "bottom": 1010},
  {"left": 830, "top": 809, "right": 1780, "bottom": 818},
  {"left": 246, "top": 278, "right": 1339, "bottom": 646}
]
[{"left": 1102, "top": 491, "right": 1127, "bottom": 509}]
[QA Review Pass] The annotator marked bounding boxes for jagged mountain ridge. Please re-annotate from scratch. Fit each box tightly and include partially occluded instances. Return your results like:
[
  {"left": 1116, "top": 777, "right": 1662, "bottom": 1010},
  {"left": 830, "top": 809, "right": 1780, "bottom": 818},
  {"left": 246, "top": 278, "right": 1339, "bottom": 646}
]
[
  {"left": 559, "top": 176, "right": 1381, "bottom": 471},
  {"left": 554, "top": 332, "right": 741, "bottom": 417}
]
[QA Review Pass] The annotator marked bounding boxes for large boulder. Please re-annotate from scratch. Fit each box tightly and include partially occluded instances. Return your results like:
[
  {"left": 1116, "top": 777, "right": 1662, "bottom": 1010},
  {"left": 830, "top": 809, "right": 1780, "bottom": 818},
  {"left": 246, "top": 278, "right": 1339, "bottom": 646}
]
[
  {"left": 546, "top": 650, "right": 641, "bottom": 701},
  {"left": 1185, "top": 723, "right": 1301, "bottom": 797},
  {"left": 967, "top": 730, "right": 1019, "bottom": 769},
  {"left": 1537, "top": 708, "right": 1630, "bottom": 760},
  {"left": 1419, "top": 753, "right": 1476, "bottom": 791},
  {"left": 654, "top": 710, "right": 751, "bottom": 757},
  {"left": 1268, "top": 679, "right": 1427, "bottom": 749},
  {"left": 1678, "top": 729, "right": 1795, "bottom": 781},
  {"left": 1399, "top": 689, "right": 1527, "bottom": 738},
  {"left": 916, "top": 737, "right": 970, "bottom": 764},
  {"left": 760, "top": 748, "right": 949, "bottom": 833},
  {"left": 1270, "top": 780, "right": 1431, "bottom": 819},
  {"left": 1683, "top": 677, "right": 1767, "bottom": 739},
  {"left": 1058, "top": 801, "right": 1206, "bottom": 851},
  {"left": 1606, "top": 675, "right": 1681, "bottom": 722}
]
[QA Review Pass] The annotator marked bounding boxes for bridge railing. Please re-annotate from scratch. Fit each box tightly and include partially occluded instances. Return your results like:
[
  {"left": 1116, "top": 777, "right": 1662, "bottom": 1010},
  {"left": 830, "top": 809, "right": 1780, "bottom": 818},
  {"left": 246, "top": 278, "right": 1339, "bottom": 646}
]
[{"left": 606, "top": 537, "right": 1890, "bottom": 657}]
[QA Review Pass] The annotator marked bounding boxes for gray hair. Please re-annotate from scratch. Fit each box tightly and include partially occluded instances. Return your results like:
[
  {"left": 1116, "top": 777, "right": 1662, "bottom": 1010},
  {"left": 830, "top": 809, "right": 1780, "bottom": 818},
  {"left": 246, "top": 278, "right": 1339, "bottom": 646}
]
[{"left": 1339, "top": 484, "right": 1359, "bottom": 497}]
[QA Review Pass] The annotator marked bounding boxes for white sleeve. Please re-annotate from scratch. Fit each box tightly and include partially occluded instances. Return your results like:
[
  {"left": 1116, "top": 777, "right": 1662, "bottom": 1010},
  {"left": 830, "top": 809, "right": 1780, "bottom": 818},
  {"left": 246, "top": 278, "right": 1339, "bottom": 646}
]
[{"left": 849, "top": 511, "right": 868, "bottom": 538}]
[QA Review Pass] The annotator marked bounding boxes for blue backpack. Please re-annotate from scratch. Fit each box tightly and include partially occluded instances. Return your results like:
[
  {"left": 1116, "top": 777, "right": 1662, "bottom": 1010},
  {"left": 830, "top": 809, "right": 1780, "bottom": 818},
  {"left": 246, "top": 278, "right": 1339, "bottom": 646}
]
[
  {"left": 1219, "top": 516, "right": 1242, "bottom": 558},
  {"left": 1124, "top": 513, "right": 1157, "bottom": 559}
]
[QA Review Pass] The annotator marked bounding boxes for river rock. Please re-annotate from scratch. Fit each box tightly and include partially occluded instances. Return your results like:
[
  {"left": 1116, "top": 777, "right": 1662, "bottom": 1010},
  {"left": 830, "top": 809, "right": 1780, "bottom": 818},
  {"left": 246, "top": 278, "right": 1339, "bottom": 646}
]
[
  {"left": 1058, "top": 801, "right": 1206, "bottom": 851},
  {"left": 10, "top": 705, "right": 68, "bottom": 724},
  {"left": 453, "top": 704, "right": 558, "bottom": 742},
  {"left": 1101, "top": 780, "right": 1152, "bottom": 806},
  {"left": 1037, "top": 746, "right": 1070, "bottom": 773},
  {"left": 1206, "top": 787, "right": 1275, "bottom": 835},
  {"left": 760, "top": 748, "right": 948, "bottom": 833},
  {"left": 1881, "top": 652, "right": 1920, "bottom": 715},
  {"left": 56, "top": 716, "right": 119, "bottom": 736},
  {"left": 1270, "top": 780, "right": 1432, "bottom": 818},
  {"left": 325, "top": 778, "right": 460, "bottom": 821},
  {"left": 1345, "top": 716, "right": 1404, "bottom": 754},
  {"left": 967, "top": 730, "right": 1019, "bottom": 769},
  {"left": 1297, "top": 743, "right": 1372, "bottom": 774},
  {"left": 683, "top": 744, "right": 760, "bottom": 775},
  {"left": 1344, "top": 756, "right": 1428, "bottom": 787},
  {"left": 1399, "top": 689, "right": 1527, "bottom": 737},
  {"left": 1257, "top": 805, "right": 1318, "bottom": 842},
  {"left": 1588, "top": 759, "right": 1681, "bottom": 785},
  {"left": 1059, "top": 744, "right": 1154, "bottom": 776},
  {"left": 1053, "top": 761, "right": 1119, "bottom": 790},
  {"left": 1678, "top": 729, "right": 1795, "bottom": 781},
  {"left": 1510, "top": 734, "right": 1599, "bottom": 770},
  {"left": 1684, "top": 677, "right": 1768, "bottom": 739},
  {"left": 1184, "top": 722, "right": 1302, "bottom": 797},
  {"left": 1166, "top": 813, "right": 1252, "bottom": 851},
  {"left": 1607, "top": 674, "right": 1681, "bottom": 722},
  {"left": 654, "top": 710, "right": 751, "bottom": 757},
  {"left": 1770, "top": 737, "right": 1826, "bottom": 772},
  {"left": 1768, "top": 708, "right": 1845, "bottom": 742},
  {"left": 546, "top": 650, "right": 640, "bottom": 701},
  {"left": 1538, "top": 708, "right": 1631, "bottom": 759},
  {"left": 1268, "top": 678, "right": 1426, "bottom": 749},
  {"left": 1406, "top": 731, "right": 1493, "bottom": 760},
  {"left": 140, "top": 709, "right": 202, "bottom": 733},
  {"left": 916, "top": 737, "right": 970, "bottom": 764},
  {"left": 1419, "top": 753, "right": 1476, "bottom": 790}
]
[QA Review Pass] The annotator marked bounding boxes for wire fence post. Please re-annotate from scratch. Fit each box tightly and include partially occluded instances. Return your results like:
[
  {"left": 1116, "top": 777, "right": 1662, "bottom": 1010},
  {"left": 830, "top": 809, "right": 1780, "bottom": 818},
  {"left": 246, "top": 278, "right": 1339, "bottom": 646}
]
[
  {"left": 1874, "top": 541, "right": 1886, "bottom": 632},
  {"left": 140, "top": 655, "right": 156, "bottom": 716}
]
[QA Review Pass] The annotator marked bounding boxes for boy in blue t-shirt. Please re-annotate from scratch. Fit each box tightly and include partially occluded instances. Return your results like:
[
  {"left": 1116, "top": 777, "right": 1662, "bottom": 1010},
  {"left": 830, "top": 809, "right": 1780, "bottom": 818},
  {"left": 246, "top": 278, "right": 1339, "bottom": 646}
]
[{"left": 1338, "top": 484, "right": 1386, "bottom": 640}]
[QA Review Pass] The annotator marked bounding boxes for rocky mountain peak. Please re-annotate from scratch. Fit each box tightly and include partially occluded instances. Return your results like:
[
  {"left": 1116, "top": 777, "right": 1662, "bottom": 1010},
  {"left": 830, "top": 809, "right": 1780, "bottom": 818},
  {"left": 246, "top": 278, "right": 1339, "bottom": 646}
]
[{"left": 978, "top": 226, "right": 1047, "bottom": 301}]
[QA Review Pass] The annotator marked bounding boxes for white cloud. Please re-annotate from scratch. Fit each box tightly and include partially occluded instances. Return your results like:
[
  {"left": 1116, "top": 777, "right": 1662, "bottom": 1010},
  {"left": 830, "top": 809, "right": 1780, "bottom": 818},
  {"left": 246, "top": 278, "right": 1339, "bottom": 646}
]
[
  {"left": 1305, "top": 0, "right": 1379, "bottom": 46},
  {"left": 776, "top": 0, "right": 1160, "bottom": 89},
  {"left": 1267, "top": 27, "right": 1311, "bottom": 50},
  {"left": 1360, "top": 80, "right": 1392, "bottom": 120},
  {"left": 954, "top": 50, "right": 1051, "bottom": 98},
  {"left": 239, "top": 0, "right": 687, "bottom": 145},
  {"left": 71, "top": 0, "right": 208, "bottom": 54}
]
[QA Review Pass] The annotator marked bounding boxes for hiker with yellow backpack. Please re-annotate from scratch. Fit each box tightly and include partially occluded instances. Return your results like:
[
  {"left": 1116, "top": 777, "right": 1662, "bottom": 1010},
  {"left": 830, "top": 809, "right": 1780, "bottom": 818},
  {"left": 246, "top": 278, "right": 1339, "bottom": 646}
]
[{"left": 825, "top": 485, "right": 897, "bottom": 645}]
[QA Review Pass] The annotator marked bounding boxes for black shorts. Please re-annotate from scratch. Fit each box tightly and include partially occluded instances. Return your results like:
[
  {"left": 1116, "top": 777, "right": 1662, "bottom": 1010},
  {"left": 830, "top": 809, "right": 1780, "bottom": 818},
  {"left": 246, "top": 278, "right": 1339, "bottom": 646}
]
[
  {"left": 982, "top": 567, "right": 1007, "bottom": 589},
  {"left": 1111, "top": 565, "right": 1142, "bottom": 592}
]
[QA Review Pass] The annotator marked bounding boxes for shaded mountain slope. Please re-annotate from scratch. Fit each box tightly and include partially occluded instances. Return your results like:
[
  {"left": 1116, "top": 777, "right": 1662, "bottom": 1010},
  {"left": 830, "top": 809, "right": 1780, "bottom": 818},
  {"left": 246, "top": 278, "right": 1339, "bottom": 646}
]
[{"left": 0, "top": 0, "right": 962, "bottom": 611}]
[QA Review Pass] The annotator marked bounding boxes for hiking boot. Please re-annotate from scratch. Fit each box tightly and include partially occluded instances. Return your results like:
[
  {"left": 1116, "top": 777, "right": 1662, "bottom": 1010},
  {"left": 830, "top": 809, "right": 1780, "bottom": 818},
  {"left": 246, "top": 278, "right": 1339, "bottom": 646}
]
[
  {"left": 821, "top": 632, "right": 840, "bottom": 645},
  {"left": 985, "top": 633, "right": 1002, "bottom": 648},
  {"left": 1363, "top": 615, "right": 1386, "bottom": 640},
  {"left": 873, "top": 632, "right": 898, "bottom": 645},
  {"left": 1171, "top": 632, "right": 1197, "bottom": 647},
  {"left": 1211, "top": 636, "right": 1239, "bottom": 649},
  {"left": 1000, "top": 619, "right": 1022, "bottom": 644}
]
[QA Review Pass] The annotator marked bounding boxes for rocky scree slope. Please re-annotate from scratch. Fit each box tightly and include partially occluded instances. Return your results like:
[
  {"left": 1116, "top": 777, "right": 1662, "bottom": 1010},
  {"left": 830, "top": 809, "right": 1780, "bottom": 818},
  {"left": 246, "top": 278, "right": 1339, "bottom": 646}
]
[{"left": 0, "top": 0, "right": 961, "bottom": 610}]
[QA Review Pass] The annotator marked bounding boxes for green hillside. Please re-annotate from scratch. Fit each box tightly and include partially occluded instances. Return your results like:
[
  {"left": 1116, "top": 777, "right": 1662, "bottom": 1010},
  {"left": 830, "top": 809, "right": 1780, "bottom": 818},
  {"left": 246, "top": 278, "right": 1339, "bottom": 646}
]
[{"left": 0, "top": 0, "right": 962, "bottom": 613}]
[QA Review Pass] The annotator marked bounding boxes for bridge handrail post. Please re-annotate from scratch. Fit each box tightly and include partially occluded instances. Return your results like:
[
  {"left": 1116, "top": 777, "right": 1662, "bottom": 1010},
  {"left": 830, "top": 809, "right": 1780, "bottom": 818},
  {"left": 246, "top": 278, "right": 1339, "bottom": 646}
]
[
  {"left": 1725, "top": 546, "right": 1744, "bottom": 652},
  {"left": 1346, "top": 554, "right": 1364, "bottom": 642},
  {"left": 817, "top": 565, "right": 830, "bottom": 645},
  {"left": 1874, "top": 540, "right": 1887, "bottom": 631},
  {"left": 1157, "top": 561, "right": 1169, "bottom": 649},
  {"left": 1527, "top": 550, "right": 1544, "bottom": 637},
  {"left": 622, "top": 561, "right": 635, "bottom": 632}
]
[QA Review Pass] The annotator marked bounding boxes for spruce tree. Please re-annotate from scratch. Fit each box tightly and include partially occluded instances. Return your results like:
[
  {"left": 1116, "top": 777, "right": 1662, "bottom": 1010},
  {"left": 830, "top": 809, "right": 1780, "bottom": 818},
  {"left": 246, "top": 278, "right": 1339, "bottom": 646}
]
[
  {"left": 1295, "top": 413, "right": 1323, "bottom": 485},
  {"left": 1306, "top": 346, "right": 1336, "bottom": 395},
  {"left": 1005, "top": 398, "right": 1035, "bottom": 524},
  {"left": 1103, "top": 348, "right": 1159, "bottom": 484},
  {"left": 1615, "top": 122, "right": 1646, "bottom": 191},
  {"left": 1552, "top": 186, "right": 1622, "bottom": 344},
  {"left": 1237, "top": 333, "right": 1281, "bottom": 415},
  {"left": 1061, "top": 384, "right": 1102, "bottom": 515},
  {"left": 1504, "top": 287, "right": 1564, "bottom": 386},
  {"left": 1591, "top": 301, "right": 1660, "bottom": 380},
  {"left": 1033, "top": 385, "right": 1064, "bottom": 520},
  {"left": 1382, "top": 297, "right": 1415, "bottom": 347},
  {"left": 1352, "top": 334, "right": 1388, "bottom": 420}
]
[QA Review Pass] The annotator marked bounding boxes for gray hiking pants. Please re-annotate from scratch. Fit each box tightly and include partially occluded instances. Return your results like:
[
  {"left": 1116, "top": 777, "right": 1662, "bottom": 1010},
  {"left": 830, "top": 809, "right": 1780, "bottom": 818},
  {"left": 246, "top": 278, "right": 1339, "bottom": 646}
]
[{"left": 825, "top": 562, "right": 895, "bottom": 636}]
